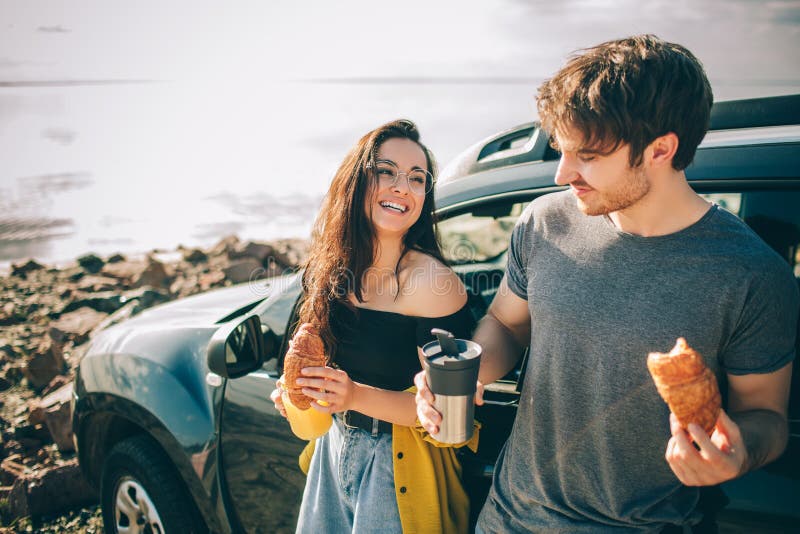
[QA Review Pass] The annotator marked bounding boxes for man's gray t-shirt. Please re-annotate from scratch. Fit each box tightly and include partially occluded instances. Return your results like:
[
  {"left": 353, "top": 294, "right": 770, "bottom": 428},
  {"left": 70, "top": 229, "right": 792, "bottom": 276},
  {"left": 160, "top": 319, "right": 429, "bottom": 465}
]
[{"left": 477, "top": 191, "right": 799, "bottom": 533}]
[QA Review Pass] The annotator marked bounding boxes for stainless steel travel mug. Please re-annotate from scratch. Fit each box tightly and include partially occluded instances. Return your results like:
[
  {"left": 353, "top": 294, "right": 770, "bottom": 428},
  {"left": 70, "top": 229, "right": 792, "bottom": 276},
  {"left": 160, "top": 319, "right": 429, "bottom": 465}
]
[{"left": 422, "top": 329, "right": 482, "bottom": 444}]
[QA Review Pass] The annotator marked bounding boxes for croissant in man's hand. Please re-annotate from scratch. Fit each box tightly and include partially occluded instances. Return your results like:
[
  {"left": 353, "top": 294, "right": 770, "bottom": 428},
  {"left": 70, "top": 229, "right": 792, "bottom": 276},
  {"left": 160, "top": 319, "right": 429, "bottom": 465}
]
[{"left": 647, "top": 337, "right": 722, "bottom": 435}]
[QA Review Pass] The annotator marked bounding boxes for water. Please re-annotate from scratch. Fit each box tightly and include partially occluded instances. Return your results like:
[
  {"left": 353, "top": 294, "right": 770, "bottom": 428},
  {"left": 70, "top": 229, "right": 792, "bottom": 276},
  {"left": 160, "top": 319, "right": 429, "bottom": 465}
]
[{"left": 0, "top": 80, "right": 539, "bottom": 268}]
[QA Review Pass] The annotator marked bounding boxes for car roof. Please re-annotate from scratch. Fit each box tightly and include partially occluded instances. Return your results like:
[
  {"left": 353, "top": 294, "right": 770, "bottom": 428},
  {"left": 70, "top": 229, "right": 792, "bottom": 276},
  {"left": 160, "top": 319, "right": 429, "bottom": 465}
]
[{"left": 435, "top": 94, "right": 800, "bottom": 213}]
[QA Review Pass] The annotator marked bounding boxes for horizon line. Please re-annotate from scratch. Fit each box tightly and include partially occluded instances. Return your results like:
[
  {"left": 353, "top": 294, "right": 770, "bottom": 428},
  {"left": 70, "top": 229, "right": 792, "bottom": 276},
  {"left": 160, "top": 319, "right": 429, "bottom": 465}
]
[
  {"left": 295, "top": 76, "right": 543, "bottom": 85},
  {"left": 0, "top": 79, "right": 160, "bottom": 87}
]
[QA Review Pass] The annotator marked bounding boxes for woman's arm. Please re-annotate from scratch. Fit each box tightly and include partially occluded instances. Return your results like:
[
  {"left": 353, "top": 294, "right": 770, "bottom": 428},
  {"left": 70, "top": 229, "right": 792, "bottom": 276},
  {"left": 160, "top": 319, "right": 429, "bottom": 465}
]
[{"left": 296, "top": 367, "right": 418, "bottom": 426}]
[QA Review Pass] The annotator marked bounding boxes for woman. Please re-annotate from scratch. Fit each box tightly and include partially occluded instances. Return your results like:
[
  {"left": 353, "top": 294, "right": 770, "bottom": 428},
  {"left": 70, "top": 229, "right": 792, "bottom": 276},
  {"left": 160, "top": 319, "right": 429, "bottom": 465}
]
[{"left": 270, "top": 119, "right": 476, "bottom": 533}]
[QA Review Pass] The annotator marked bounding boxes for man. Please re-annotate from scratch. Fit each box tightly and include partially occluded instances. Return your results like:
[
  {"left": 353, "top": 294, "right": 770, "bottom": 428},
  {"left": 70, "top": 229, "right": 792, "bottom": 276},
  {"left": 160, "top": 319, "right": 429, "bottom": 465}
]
[{"left": 415, "top": 35, "right": 798, "bottom": 532}]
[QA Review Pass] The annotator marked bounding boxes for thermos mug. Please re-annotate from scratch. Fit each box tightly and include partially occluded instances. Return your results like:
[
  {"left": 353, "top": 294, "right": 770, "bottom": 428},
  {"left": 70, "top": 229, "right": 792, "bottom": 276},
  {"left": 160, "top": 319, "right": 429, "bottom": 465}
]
[{"left": 422, "top": 328, "right": 482, "bottom": 444}]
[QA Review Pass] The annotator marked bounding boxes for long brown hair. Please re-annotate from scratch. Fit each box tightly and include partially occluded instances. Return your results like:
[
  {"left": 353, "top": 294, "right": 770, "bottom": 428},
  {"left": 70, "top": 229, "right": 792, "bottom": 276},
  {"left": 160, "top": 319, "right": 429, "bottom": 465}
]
[{"left": 298, "top": 119, "right": 444, "bottom": 355}]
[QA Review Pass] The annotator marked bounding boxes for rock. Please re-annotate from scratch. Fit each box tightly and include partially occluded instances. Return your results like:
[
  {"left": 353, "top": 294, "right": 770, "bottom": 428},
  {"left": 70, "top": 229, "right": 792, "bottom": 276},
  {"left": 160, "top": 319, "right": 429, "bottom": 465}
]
[
  {"left": 2, "top": 301, "right": 44, "bottom": 325},
  {"left": 107, "top": 252, "right": 126, "bottom": 263},
  {"left": 101, "top": 259, "right": 147, "bottom": 281},
  {"left": 3, "top": 363, "right": 25, "bottom": 385},
  {"left": 231, "top": 240, "right": 294, "bottom": 270},
  {"left": 199, "top": 270, "right": 226, "bottom": 291},
  {"left": 222, "top": 258, "right": 263, "bottom": 284},
  {"left": 29, "top": 381, "right": 73, "bottom": 427},
  {"left": 44, "top": 401, "right": 74, "bottom": 452},
  {"left": 28, "top": 401, "right": 46, "bottom": 426},
  {"left": 58, "top": 286, "right": 73, "bottom": 299},
  {"left": 230, "top": 241, "right": 273, "bottom": 261},
  {"left": 0, "top": 302, "right": 21, "bottom": 326},
  {"left": 131, "top": 258, "right": 170, "bottom": 289},
  {"left": 7, "top": 459, "right": 98, "bottom": 519},
  {"left": 11, "top": 259, "right": 44, "bottom": 277},
  {"left": 210, "top": 234, "right": 240, "bottom": 257},
  {"left": 42, "top": 375, "right": 72, "bottom": 397},
  {"left": 183, "top": 248, "right": 208, "bottom": 263},
  {"left": 1, "top": 440, "right": 23, "bottom": 460},
  {"left": 276, "top": 238, "right": 309, "bottom": 267},
  {"left": 63, "top": 291, "right": 124, "bottom": 314},
  {"left": 169, "top": 274, "right": 197, "bottom": 297},
  {"left": 0, "top": 374, "right": 12, "bottom": 392},
  {"left": 123, "top": 287, "right": 169, "bottom": 310},
  {"left": 22, "top": 339, "right": 65, "bottom": 390},
  {"left": 76, "top": 275, "right": 120, "bottom": 292},
  {"left": 0, "top": 340, "right": 17, "bottom": 359},
  {"left": 48, "top": 307, "right": 108, "bottom": 345},
  {"left": 16, "top": 436, "right": 44, "bottom": 452},
  {"left": 1, "top": 455, "right": 29, "bottom": 485},
  {"left": 77, "top": 253, "right": 104, "bottom": 274},
  {"left": 14, "top": 422, "right": 52, "bottom": 442},
  {"left": 37, "top": 381, "right": 73, "bottom": 409}
]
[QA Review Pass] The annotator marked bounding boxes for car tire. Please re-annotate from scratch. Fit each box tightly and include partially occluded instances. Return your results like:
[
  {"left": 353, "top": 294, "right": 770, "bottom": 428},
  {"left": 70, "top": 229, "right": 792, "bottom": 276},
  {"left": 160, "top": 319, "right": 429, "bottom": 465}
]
[{"left": 101, "top": 434, "right": 206, "bottom": 534}]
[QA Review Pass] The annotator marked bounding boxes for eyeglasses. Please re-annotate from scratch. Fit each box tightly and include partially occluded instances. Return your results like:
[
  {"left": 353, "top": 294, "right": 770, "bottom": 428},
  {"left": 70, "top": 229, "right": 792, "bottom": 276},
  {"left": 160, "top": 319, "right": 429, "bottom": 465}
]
[{"left": 367, "top": 160, "right": 434, "bottom": 195}]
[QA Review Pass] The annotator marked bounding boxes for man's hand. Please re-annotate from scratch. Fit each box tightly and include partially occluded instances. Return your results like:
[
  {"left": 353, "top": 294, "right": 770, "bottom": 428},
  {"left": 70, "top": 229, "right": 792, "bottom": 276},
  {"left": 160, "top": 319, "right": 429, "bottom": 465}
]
[
  {"left": 414, "top": 370, "right": 484, "bottom": 435},
  {"left": 665, "top": 409, "right": 747, "bottom": 486},
  {"left": 414, "top": 370, "right": 440, "bottom": 434}
]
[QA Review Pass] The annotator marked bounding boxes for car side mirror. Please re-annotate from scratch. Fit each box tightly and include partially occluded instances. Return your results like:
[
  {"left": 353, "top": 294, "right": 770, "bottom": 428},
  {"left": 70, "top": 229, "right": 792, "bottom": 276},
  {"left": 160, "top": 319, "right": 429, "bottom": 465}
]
[{"left": 207, "top": 314, "right": 266, "bottom": 379}]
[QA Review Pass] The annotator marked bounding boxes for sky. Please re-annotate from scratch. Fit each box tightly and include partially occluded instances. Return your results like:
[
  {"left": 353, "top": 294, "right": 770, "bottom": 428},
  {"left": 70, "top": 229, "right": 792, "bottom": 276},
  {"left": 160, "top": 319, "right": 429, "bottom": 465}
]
[
  {"left": 2, "top": 1, "right": 798, "bottom": 87},
  {"left": 0, "top": 0, "right": 798, "bottom": 265}
]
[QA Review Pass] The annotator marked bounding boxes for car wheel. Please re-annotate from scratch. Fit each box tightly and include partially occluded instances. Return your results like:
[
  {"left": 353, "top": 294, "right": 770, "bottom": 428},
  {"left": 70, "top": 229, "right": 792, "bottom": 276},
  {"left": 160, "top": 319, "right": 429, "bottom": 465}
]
[{"left": 101, "top": 434, "right": 205, "bottom": 534}]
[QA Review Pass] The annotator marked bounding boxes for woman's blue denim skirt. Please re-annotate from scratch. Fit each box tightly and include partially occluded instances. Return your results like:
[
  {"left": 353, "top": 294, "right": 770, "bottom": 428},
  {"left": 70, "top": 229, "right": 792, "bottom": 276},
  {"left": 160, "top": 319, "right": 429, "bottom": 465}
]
[{"left": 296, "top": 415, "right": 402, "bottom": 533}]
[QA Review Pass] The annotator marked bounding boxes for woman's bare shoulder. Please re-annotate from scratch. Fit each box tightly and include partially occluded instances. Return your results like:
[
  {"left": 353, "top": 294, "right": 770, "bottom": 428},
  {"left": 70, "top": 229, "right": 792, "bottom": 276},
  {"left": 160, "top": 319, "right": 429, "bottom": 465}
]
[{"left": 399, "top": 250, "right": 467, "bottom": 317}]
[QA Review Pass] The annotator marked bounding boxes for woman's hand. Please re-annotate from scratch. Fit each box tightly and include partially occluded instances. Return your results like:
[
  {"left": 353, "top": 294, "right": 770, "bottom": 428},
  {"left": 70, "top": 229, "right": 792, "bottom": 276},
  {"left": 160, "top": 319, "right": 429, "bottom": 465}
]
[
  {"left": 269, "top": 375, "right": 287, "bottom": 418},
  {"left": 296, "top": 366, "right": 357, "bottom": 414}
]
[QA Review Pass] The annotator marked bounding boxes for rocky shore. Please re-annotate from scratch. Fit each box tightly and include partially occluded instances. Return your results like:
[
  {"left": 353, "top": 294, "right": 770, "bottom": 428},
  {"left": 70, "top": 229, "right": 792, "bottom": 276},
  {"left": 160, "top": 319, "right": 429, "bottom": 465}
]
[{"left": 0, "top": 236, "right": 308, "bottom": 532}]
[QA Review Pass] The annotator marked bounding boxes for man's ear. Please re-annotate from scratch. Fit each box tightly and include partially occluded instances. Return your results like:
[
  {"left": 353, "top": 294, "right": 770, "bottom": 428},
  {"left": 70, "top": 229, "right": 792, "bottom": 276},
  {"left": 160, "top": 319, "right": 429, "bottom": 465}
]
[{"left": 647, "top": 132, "right": 679, "bottom": 167}]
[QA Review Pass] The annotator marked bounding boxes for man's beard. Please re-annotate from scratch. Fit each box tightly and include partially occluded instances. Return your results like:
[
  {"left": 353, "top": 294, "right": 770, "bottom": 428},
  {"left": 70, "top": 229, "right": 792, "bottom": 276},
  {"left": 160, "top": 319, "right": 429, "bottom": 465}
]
[{"left": 577, "top": 166, "right": 651, "bottom": 216}]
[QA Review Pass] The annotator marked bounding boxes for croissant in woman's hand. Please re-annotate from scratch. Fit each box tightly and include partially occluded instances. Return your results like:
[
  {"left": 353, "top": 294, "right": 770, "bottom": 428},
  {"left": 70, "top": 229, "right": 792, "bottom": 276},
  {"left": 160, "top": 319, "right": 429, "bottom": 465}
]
[
  {"left": 647, "top": 337, "right": 721, "bottom": 435},
  {"left": 283, "top": 323, "right": 327, "bottom": 410}
]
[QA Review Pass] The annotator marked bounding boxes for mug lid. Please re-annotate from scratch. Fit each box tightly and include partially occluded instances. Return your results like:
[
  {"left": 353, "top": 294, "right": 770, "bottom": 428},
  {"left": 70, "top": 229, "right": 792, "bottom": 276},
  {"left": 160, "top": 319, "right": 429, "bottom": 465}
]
[{"left": 422, "top": 329, "right": 481, "bottom": 369}]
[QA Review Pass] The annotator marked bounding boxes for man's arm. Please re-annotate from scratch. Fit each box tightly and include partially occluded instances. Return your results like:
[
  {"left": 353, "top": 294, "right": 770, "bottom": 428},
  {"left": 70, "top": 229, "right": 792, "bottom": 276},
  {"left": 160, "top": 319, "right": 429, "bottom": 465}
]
[
  {"left": 666, "top": 362, "right": 792, "bottom": 486},
  {"left": 474, "top": 277, "right": 532, "bottom": 385},
  {"left": 727, "top": 362, "right": 792, "bottom": 472},
  {"left": 415, "top": 276, "right": 531, "bottom": 434}
]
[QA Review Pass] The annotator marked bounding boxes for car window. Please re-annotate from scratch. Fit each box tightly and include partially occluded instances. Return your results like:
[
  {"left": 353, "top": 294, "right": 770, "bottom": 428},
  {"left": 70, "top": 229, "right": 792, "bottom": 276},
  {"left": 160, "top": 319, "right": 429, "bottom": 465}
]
[
  {"left": 700, "top": 191, "right": 800, "bottom": 276},
  {"left": 701, "top": 193, "right": 742, "bottom": 215},
  {"left": 438, "top": 201, "right": 530, "bottom": 264},
  {"left": 258, "top": 276, "right": 303, "bottom": 371},
  {"left": 258, "top": 281, "right": 301, "bottom": 337},
  {"left": 437, "top": 199, "right": 534, "bottom": 391}
]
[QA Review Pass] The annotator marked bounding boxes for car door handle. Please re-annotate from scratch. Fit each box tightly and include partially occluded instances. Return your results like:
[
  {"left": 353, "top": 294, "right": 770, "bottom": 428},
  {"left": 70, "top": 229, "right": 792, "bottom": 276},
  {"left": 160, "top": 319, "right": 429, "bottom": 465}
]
[{"left": 480, "top": 399, "right": 518, "bottom": 407}]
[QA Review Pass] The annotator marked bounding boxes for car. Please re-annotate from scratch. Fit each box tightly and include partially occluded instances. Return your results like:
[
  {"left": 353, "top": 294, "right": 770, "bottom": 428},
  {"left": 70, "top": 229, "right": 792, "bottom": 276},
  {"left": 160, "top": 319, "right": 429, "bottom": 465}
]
[{"left": 72, "top": 94, "right": 800, "bottom": 534}]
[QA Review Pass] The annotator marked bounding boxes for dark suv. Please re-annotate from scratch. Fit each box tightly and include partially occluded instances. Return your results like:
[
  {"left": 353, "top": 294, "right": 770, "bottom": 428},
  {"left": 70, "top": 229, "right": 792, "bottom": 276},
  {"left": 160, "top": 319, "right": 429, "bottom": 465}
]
[{"left": 72, "top": 95, "right": 800, "bottom": 533}]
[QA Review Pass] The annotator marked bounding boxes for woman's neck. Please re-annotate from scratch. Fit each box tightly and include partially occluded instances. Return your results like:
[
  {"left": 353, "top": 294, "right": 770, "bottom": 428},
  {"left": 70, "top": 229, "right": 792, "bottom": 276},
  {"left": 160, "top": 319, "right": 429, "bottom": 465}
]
[
  {"left": 372, "top": 235, "right": 406, "bottom": 271},
  {"left": 356, "top": 236, "right": 406, "bottom": 301}
]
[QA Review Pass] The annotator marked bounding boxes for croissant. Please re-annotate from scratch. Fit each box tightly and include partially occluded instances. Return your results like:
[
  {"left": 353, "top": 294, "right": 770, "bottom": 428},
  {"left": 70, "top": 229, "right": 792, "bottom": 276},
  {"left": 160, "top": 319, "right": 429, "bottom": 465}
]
[
  {"left": 647, "top": 338, "right": 721, "bottom": 435},
  {"left": 283, "top": 323, "right": 327, "bottom": 410}
]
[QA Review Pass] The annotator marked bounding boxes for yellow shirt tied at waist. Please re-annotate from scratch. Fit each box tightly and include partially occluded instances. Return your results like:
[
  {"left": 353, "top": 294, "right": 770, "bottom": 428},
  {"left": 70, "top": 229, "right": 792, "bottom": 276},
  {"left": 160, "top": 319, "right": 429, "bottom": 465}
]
[{"left": 298, "top": 388, "right": 480, "bottom": 534}]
